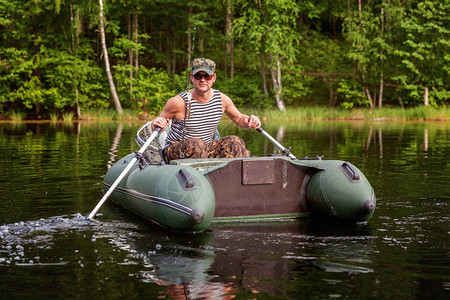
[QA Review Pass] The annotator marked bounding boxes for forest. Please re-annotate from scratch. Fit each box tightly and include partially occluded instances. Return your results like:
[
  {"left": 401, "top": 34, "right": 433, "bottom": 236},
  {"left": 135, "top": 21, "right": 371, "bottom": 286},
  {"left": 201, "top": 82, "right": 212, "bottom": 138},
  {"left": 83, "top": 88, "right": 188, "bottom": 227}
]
[{"left": 0, "top": 0, "right": 449, "bottom": 120}]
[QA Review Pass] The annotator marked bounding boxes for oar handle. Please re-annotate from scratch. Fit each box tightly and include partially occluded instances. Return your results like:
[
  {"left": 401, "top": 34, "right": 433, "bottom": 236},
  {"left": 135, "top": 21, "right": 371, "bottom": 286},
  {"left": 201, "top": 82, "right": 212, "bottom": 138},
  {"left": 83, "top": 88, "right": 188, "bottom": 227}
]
[
  {"left": 256, "top": 127, "right": 297, "bottom": 159},
  {"left": 88, "top": 127, "right": 162, "bottom": 219}
]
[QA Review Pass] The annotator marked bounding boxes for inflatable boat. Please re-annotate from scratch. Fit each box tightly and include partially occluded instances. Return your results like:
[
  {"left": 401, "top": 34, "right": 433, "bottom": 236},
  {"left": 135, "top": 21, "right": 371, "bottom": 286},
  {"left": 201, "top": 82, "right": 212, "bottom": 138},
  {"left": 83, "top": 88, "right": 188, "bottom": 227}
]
[{"left": 99, "top": 123, "right": 376, "bottom": 232}]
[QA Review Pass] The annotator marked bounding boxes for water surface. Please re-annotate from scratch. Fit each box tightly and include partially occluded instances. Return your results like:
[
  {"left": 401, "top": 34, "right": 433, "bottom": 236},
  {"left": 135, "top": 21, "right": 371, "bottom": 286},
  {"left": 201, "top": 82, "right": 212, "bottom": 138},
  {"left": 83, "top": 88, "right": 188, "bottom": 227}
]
[{"left": 0, "top": 121, "right": 448, "bottom": 299}]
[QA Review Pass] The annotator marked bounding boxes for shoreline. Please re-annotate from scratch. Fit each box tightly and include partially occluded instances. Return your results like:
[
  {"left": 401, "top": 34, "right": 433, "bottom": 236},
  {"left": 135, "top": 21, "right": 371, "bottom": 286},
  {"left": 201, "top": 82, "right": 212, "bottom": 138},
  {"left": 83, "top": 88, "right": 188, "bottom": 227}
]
[{"left": 1, "top": 107, "right": 448, "bottom": 123}]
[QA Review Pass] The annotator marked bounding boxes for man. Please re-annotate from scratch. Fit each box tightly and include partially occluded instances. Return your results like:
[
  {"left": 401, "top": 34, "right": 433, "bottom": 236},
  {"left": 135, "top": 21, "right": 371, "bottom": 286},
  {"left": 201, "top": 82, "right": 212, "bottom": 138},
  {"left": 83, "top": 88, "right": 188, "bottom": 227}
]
[{"left": 152, "top": 57, "right": 261, "bottom": 162}]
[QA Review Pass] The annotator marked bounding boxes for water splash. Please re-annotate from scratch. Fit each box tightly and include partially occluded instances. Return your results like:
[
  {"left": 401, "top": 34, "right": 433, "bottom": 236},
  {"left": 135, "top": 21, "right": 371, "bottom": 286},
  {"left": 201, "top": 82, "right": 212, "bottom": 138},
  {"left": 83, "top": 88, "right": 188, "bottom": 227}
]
[{"left": 0, "top": 214, "right": 98, "bottom": 265}]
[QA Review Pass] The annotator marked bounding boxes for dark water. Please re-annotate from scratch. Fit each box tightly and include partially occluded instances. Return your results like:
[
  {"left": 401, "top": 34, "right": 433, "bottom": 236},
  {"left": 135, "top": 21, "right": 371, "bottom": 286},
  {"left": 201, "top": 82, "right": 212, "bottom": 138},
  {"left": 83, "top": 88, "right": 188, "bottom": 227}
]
[{"left": 0, "top": 121, "right": 448, "bottom": 299}]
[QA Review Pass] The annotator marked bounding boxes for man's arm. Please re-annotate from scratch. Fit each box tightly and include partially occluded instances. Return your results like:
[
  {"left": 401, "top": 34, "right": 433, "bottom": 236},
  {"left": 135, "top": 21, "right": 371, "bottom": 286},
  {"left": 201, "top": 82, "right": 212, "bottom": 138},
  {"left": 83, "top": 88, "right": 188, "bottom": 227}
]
[
  {"left": 152, "top": 95, "right": 185, "bottom": 130},
  {"left": 222, "top": 93, "right": 261, "bottom": 129}
]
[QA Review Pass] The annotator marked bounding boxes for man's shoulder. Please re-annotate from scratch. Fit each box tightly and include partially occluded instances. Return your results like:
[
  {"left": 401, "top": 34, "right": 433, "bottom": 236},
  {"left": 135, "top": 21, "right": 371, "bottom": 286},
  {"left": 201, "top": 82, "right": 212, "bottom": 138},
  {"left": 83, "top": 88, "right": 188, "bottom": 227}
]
[
  {"left": 166, "top": 94, "right": 186, "bottom": 109},
  {"left": 219, "top": 91, "right": 232, "bottom": 102},
  {"left": 171, "top": 93, "right": 185, "bottom": 101}
]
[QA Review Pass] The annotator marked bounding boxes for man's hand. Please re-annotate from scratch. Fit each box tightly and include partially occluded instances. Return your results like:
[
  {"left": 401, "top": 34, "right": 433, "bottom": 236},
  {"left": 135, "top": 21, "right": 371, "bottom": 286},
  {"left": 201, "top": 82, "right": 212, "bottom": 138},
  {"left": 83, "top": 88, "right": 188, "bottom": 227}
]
[
  {"left": 152, "top": 117, "right": 170, "bottom": 130},
  {"left": 245, "top": 115, "right": 261, "bottom": 129}
]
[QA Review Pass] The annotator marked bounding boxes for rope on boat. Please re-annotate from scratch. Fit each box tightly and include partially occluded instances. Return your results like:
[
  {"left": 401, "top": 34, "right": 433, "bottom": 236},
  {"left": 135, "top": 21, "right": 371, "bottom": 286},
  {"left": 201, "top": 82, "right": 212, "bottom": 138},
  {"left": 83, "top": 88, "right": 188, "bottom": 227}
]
[{"left": 134, "top": 151, "right": 146, "bottom": 170}]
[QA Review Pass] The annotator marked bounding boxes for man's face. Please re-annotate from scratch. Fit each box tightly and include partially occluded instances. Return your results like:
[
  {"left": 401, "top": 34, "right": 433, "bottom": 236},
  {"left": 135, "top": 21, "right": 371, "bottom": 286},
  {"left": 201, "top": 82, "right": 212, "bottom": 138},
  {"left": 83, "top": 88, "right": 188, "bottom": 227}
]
[{"left": 191, "top": 71, "right": 216, "bottom": 93}]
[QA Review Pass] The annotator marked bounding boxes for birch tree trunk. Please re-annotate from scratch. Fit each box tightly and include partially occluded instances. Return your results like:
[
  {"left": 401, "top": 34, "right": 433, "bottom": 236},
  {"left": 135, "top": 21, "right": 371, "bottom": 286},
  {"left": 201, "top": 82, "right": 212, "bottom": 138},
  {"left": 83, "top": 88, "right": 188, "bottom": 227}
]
[
  {"left": 99, "top": 0, "right": 123, "bottom": 114},
  {"left": 379, "top": 73, "right": 384, "bottom": 108},
  {"left": 363, "top": 73, "right": 374, "bottom": 108},
  {"left": 269, "top": 55, "right": 285, "bottom": 111}
]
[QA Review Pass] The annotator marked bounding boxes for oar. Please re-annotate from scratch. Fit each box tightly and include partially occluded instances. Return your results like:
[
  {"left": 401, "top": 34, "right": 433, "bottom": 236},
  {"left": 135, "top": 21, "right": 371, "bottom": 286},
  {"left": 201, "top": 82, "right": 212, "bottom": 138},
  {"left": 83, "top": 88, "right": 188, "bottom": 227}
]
[
  {"left": 256, "top": 127, "right": 297, "bottom": 159},
  {"left": 88, "top": 127, "right": 162, "bottom": 219}
]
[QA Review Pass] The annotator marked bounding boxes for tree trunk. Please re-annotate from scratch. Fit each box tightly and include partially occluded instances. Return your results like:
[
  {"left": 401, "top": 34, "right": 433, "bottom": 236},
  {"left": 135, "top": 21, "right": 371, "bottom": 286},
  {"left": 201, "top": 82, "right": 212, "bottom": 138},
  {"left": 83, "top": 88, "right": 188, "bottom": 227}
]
[
  {"left": 70, "top": 3, "right": 75, "bottom": 52},
  {"left": 133, "top": 13, "right": 139, "bottom": 106},
  {"left": 134, "top": 14, "right": 138, "bottom": 70},
  {"left": 75, "top": 87, "right": 81, "bottom": 119},
  {"left": 225, "top": 0, "right": 234, "bottom": 79},
  {"left": 378, "top": 72, "right": 383, "bottom": 108},
  {"left": 172, "top": 39, "right": 177, "bottom": 83},
  {"left": 364, "top": 86, "right": 374, "bottom": 108},
  {"left": 128, "top": 14, "right": 133, "bottom": 103},
  {"left": 269, "top": 55, "right": 285, "bottom": 111},
  {"left": 99, "top": 0, "right": 123, "bottom": 114},
  {"left": 326, "top": 79, "right": 335, "bottom": 107},
  {"left": 260, "top": 52, "right": 268, "bottom": 95},
  {"left": 378, "top": 7, "right": 384, "bottom": 108},
  {"left": 70, "top": 3, "right": 81, "bottom": 119},
  {"left": 230, "top": 39, "right": 234, "bottom": 79},
  {"left": 187, "top": 6, "right": 192, "bottom": 69},
  {"left": 362, "top": 73, "right": 374, "bottom": 108},
  {"left": 424, "top": 87, "right": 429, "bottom": 107}
]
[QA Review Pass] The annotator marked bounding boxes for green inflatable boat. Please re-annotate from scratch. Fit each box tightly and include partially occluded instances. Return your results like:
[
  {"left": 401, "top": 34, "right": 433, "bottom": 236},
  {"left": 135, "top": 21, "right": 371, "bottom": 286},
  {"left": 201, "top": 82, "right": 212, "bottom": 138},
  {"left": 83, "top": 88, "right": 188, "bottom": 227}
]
[{"left": 100, "top": 123, "right": 376, "bottom": 232}]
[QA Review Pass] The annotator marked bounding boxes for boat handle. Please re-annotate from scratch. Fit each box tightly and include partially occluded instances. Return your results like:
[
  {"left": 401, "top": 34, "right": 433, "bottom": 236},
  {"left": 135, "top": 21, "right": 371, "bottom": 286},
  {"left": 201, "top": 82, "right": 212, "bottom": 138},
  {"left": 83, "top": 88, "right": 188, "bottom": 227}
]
[
  {"left": 176, "top": 168, "right": 196, "bottom": 190},
  {"left": 339, "top": 162, "right": 361, "bottom": 182}
]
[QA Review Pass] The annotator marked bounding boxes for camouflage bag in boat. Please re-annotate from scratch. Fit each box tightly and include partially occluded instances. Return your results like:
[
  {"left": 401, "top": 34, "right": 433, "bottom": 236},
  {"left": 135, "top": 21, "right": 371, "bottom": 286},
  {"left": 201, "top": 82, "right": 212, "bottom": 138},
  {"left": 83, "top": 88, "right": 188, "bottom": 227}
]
[{"left": 135, "top": 121, "right": 221, "bottom": 164}]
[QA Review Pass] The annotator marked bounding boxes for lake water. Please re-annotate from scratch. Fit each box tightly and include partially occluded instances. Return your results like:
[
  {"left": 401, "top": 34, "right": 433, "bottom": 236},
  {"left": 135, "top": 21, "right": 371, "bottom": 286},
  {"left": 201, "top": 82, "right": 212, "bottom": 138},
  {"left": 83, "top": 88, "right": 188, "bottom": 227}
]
[{"left": 0, "top": 121, "right": 448, "bottom": 299}]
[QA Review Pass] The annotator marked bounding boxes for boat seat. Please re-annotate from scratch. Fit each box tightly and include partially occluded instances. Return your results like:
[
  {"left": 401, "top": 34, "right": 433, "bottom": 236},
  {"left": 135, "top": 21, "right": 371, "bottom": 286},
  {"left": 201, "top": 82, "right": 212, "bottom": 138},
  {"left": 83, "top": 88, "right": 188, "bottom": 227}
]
[
  {"left": 170, "top": 158, "right": 232, "bottom": 171},
  {"left": 170, "top": 156, "right": 291, "bottom": 173}
]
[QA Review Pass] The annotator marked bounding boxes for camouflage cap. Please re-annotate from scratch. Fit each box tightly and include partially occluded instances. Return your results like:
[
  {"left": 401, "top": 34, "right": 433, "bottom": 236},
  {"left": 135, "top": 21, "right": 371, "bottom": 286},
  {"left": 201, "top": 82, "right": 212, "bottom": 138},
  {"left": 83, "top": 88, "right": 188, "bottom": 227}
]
[{"left": 191, "top": 58, "right": 216, "bottom": 75}]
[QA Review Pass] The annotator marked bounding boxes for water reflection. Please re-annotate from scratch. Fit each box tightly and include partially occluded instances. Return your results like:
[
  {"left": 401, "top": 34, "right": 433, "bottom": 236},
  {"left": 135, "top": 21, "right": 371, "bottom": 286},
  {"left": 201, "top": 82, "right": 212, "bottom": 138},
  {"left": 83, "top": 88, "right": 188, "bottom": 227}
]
[
  {"left": 274, "top": 125, "right": 286, "bottom": 156},
  {"left": 107, "top": 124, "right": 123, "bottom": 169},
  {"left": 105, "top": 217, "right": 376, "bottom": 297},
  {"left": 0, "top": 210, "right": 377, "bottom": 298}
]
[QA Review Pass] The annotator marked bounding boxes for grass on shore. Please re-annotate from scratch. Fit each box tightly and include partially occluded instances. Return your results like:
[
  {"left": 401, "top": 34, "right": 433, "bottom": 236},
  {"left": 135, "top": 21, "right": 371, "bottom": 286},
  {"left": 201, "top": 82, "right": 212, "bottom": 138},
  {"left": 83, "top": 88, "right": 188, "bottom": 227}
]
[
  {"left": 1, "top": 106, "right": 448, "bottom": 122},
  {"left": 5, "top": 110, "right": 27, "bottom": 121},
  {"left": 66, "top": 106, "right": 450, "bottom": 122},
  {"left": 248, "top": 106, "right": 449, "bottom": 122},
  {"left": 78, "top": 108, "right": 139, "bottom": 121}
]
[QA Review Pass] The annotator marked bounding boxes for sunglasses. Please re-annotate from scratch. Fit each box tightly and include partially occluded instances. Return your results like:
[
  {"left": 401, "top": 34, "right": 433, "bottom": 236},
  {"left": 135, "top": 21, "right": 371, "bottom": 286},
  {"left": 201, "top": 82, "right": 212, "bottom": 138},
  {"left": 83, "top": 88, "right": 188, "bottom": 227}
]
[{"left": 193, "top": 73, "right": 213, "bottom": 81}]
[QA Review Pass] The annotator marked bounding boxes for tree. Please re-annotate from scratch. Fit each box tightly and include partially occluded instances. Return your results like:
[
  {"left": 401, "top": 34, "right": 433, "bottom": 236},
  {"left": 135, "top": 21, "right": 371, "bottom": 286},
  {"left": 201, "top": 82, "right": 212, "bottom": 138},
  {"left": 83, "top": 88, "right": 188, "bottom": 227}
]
[
  {"left": 1, "top": 0, "right": 449, "bottom": 118},
  {"left": 225, "top": 0, "right": 234, "bottom": 79},
  {"left": 234, "top": 0, "right": 303, "bottom": 111},
  {"left": 98, "top": 0, "right": 123, "bottom": 114},
  {"left": 395, "top": 0, "right": 450, "bottom": 106}
]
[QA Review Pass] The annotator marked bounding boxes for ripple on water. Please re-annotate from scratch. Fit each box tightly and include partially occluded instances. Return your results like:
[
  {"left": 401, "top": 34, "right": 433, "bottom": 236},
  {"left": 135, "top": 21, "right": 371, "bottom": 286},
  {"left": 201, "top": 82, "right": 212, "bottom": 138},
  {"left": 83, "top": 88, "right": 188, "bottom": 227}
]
[{"left": 0, "top": 213, "right": 138, "bottom": 266}]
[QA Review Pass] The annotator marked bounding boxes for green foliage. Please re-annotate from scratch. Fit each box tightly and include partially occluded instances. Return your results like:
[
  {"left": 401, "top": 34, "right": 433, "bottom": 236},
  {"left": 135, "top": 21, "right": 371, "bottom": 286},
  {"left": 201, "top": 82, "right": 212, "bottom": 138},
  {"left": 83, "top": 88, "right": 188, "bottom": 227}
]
[
  {"left": 282, "top": 66, "right": 313, "bottom": 106},
  {"left": 336, "top": 80, "right": 370, "bottom": 109},
  {"left": 0, "top": 0, "right": 448, "bottom": 119},
  {"left": 8, "top": 77, "right": 63, "bottom": 110},
  {"left": 394, "top": 0, "right": 450, "bottom": 106},
  {"left": 114, "top": 65, "right": 178, "bottom": 115},
  {"left": 138, "top": 68, "right": 178, "bottom": 115},
  {"left": 430, "top": 88, "right": 450, "bottom": 107},
  {"left": 214, "top": 74, "right": 271, "bottom": 109}
]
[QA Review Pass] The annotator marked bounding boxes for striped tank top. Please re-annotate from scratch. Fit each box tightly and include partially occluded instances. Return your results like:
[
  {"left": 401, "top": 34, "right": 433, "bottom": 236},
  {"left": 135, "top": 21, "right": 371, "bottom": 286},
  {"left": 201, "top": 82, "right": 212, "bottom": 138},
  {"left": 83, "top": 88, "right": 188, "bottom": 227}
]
[{"left": 165, "top": 89, "right": 223, "bottom": 147}]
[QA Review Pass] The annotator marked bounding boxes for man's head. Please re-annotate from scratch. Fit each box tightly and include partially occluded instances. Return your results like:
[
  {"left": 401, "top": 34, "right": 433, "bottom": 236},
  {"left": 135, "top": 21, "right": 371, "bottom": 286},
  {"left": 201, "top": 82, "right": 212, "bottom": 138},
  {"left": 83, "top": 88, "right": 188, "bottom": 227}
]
[{"left": 191, "top": 58, "right": 216, "bottom": 76}]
